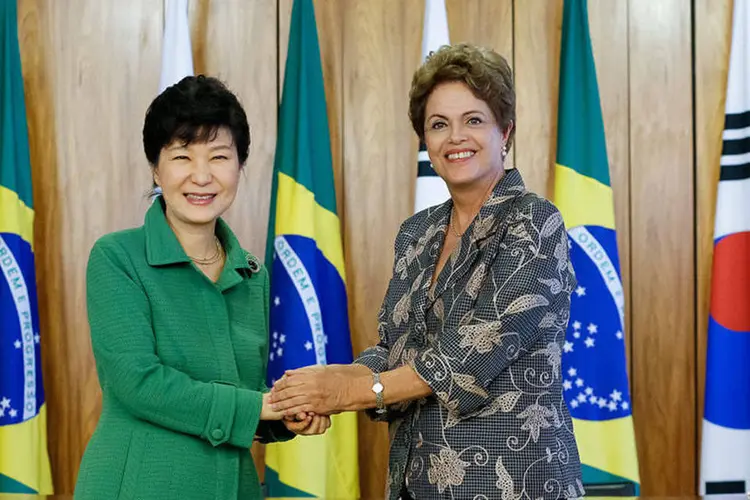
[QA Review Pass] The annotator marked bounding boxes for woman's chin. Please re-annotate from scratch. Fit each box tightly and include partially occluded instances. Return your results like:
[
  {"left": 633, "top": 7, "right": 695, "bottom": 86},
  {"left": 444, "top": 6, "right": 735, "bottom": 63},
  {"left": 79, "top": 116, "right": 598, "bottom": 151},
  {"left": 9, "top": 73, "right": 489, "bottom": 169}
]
[{"left": 442, "top": 173, "right": 484, "bottom": 190}]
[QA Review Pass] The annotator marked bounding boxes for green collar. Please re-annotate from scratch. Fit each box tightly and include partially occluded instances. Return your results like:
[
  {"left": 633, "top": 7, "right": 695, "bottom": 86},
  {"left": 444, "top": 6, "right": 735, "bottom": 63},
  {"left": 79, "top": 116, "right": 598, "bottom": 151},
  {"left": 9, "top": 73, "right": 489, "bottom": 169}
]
[{"left": 144, "top": 197, "right": 254, "bottom": 275}]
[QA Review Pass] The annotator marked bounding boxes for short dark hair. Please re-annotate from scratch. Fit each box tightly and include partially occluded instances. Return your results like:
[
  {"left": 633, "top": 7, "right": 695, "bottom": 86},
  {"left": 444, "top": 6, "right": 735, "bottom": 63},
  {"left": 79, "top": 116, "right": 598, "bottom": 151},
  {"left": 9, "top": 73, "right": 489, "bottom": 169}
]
[
  {"left": 142, "top": 75, "right": 250, "bottom": 166},
  {"left": 408, "top": 43, "right": 515, "bottom": 147}
]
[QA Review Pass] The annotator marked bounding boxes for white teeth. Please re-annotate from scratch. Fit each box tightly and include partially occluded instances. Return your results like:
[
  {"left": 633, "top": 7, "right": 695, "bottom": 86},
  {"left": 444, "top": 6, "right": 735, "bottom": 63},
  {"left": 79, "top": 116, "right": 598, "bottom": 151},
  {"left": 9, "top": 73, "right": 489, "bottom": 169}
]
[
  {"left": 187, "top": 194, "right": 214, "bottom": 200},
  {"left": 447, "top": 151, "right": 475, "bottom": 160}
]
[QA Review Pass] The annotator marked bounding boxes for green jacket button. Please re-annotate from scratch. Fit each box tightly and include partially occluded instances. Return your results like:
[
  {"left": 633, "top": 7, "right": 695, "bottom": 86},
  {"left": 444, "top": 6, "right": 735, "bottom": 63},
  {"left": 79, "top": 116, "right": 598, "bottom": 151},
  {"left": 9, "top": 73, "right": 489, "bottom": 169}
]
[{"left": 211, "top": 428, "right": 224, "bottom": 440}]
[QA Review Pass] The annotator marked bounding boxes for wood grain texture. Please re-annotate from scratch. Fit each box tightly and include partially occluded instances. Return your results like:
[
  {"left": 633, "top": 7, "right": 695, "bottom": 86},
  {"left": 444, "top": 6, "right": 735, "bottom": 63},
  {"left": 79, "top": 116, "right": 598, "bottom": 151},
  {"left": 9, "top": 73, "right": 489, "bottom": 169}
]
[
  {"left": 588, "top": 0, "right": 633, "bottom": 387},
  {"left": 342, "top": 1, "right": 423, "bottom": 496},
  {"left": 694, "top": 0, "right": 732, "bottom": 453},
  {"left": 513, "top": 0, "right": 562, "bottom": 196},
  {"left": 17, "top": 0, "right": 71, "bottom": 493},
  {"left": 629, "top": 0, "right": 695, "bottom": 494}
]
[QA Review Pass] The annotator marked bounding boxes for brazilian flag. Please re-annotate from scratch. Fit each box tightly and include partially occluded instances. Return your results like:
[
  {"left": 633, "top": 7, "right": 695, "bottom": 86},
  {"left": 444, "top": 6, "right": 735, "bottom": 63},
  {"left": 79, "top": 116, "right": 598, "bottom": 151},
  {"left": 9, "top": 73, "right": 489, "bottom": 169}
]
[
  {"left": 0, "top": 0, "right": 53, "bottom": 494},
  {"left": 554, "top": 0, "right": 640, "bottom": 492},
  {"left": 264, "top": 0, "right": 359, "bottom": 497}
]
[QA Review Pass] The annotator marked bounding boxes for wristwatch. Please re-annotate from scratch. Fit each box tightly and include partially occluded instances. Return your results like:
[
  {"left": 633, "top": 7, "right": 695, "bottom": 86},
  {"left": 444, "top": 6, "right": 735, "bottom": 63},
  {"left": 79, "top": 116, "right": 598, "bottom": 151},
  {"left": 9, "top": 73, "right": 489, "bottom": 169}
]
[{"left": 372, "top": 372, "right": 386, "bottom": 414}]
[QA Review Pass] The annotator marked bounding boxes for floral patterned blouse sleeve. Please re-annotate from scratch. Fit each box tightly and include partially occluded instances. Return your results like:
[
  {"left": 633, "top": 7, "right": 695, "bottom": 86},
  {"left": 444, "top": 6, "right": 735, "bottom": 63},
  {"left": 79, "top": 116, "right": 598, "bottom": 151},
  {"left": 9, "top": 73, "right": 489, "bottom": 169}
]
[
  {"left": 411, "top": 200, "right": 576, "bottom": 419},
  {"left": 354, "top": 224, "right": 414, "bottom": 421}
]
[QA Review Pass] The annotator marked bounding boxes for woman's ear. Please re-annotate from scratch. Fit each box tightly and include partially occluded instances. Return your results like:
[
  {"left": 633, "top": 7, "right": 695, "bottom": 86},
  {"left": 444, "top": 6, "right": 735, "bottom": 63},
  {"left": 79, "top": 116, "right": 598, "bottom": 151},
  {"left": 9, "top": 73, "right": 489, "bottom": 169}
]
[{"left": 503, "top": 120, "right": 514, "bottom": 142}]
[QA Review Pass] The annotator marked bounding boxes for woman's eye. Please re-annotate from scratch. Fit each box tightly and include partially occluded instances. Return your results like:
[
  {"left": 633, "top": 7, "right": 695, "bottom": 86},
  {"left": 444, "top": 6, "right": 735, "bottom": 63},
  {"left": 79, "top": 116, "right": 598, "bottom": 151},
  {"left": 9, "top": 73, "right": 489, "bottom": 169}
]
[
  {"left": 212, "top": 155, "right": 229, "bottom": 161},
  {"left": 431, "top": 121, "right": 446, "bottom": 130},
  {"left": 468, "top": 117, "right": 482, "bottom": 125},
  {"left": 172, "top": 155, "right": 189, "bottom": 161}
]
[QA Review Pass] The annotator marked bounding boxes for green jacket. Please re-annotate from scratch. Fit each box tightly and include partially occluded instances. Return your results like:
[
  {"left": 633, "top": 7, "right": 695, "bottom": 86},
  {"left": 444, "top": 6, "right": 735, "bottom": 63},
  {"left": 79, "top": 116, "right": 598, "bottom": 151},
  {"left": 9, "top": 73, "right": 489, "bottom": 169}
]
[{"left": 74, "top": 199, "right": 292, "bottom": 500}]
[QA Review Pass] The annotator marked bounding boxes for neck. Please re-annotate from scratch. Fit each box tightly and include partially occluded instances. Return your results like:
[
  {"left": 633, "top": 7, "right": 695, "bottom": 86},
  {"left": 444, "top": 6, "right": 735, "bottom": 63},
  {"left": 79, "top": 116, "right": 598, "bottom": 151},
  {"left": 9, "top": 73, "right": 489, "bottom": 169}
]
[
  {"left": 450, "top": 168, "right": 505, "bottom": 220},
  {"left": 165, "top": 208, "right": 217, "bottom": 259}
]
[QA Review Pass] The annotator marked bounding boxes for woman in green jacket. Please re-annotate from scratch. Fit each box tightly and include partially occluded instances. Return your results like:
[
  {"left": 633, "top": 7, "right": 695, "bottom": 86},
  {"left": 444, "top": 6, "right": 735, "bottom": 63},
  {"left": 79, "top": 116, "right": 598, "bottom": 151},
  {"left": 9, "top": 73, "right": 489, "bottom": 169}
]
[{"left": 74, "top": 76, "right": 327, "bottom": 500}]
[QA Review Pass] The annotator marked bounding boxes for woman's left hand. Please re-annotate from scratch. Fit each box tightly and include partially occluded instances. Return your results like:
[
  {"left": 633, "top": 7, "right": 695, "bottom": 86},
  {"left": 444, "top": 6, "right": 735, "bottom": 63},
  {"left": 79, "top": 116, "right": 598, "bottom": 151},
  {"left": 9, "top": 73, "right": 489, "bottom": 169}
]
[
  {"left": 282, "top": 413, "right": 331, "bottom": 435},
  {"left": 270, "top": 364, "right": 370, "bottom": 416}
]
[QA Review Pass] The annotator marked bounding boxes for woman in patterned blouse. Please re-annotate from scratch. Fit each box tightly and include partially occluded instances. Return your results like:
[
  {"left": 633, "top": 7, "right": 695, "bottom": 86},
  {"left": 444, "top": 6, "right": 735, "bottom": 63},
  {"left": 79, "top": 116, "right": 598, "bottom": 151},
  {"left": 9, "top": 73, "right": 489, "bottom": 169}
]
[{"left": 270, "top": 43, "right": 584, "bottom": 500}]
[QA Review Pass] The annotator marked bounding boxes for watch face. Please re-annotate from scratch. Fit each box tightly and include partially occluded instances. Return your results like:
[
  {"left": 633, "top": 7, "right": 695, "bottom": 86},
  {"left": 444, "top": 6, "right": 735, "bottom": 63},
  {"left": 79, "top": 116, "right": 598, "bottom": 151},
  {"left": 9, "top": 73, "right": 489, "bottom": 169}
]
[{"left": 372, "top": 382, "right": 384, "bottom": 393}]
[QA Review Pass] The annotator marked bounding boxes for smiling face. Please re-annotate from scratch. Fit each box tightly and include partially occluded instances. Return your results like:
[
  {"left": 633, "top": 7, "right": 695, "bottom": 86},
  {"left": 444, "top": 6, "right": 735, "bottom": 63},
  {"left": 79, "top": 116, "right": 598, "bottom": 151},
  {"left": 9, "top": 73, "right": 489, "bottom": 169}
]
[
  {"left": 423, "top": 81, "right": 508, "bottom": 190},
  {"left": 153, "top": 126, "right": 241, "bottom": 230}
]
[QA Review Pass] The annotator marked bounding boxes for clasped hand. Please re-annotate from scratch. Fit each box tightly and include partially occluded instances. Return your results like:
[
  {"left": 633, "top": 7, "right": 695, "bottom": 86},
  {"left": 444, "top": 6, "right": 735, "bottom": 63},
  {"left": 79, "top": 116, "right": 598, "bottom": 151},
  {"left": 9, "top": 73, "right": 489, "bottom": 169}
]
[
  {"left": 269, "top": 364, "right": 372, "bottom": 417},
  {"left": 261, "top": 392, "right": 330, "bottom": 436}
]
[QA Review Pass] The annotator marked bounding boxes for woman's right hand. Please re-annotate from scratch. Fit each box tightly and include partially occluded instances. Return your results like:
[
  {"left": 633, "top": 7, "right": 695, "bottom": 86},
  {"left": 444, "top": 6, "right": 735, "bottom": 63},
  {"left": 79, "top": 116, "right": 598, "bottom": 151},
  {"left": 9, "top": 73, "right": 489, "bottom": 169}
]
[{"left": 260, "top": 392, "right": 285, "bottom": 420}]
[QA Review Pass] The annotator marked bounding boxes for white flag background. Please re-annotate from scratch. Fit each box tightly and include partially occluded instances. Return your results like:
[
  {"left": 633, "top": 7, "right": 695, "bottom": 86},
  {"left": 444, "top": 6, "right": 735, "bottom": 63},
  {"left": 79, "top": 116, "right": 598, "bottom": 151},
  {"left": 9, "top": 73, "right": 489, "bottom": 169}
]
[{"left": 159, "top": 0, "right": 194, "bottom": 93}]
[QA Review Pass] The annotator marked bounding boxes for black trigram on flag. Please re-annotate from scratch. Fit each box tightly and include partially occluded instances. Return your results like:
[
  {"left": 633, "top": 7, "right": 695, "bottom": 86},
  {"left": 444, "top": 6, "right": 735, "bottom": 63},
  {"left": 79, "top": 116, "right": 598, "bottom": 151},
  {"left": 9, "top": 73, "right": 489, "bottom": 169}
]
[{"left": 721, "top": 110, "right": 750, "bottom": 181}]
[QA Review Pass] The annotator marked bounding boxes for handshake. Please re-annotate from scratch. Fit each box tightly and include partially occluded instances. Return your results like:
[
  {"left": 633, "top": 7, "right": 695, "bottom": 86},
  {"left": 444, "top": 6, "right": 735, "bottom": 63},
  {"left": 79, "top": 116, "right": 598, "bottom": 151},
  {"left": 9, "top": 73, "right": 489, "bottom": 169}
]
[{"left": 261, "top": 363, "right": 374, "bottom": 436}]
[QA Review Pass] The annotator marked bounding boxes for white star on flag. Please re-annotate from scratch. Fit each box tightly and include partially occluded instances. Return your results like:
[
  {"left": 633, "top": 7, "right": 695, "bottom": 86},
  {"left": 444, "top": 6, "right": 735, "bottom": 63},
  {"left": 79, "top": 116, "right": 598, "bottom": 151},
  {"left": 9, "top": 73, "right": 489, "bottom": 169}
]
[
  {"left": 598, "top": 398, "right": 607, "bottom": 408},
  {"left": 279, "top": 334, "right": 286, "bottom": 344},
  {"left": 572, "top": 321, "right": 581, "bottom": 330},
  {"left": 584, "top": 337, "right": 595, "bottom": 348},
  {"left": 577, "top": 393, "right": 586, "bottom": 403},
  {"left": 563, "top": 380, "right": 573, "bottom": 390},
  {"left": 621, "top": 401, "right": 629, "bottom": 410},
  {"left": 8, "top": 409, "right": 17, "bottom": 418},
  {"left": 563, "top": 341, "right": 574, "bottom": 353},
  {"left": 13, "top": 340, "right": 21, "bottom": 349},
  {"left": 610, "top": 390, "right": 622, "bottom": 402},
  {"left": 273, "top": 331, "right": 278, "bottom": 340},
  {"left": 270, "top": 353, "right": 275, "bottom": 361},
  {"left": 34, "top": 334, "right": 40, "bottom": 344},
  {"left": 274, "top": 296, "right": 280, "bottom": 306},
  {"left": 573, "top": 331, "right": 581, "bottom": 339},
  {"left": 587, "top": 323, "right": 598, "bottom": 334},
  {"left": 304, "top": 341, "right": 313, "bottom": 351},
  {"left": 567, "top": 367, "right": 577, "bottom": 377},
  {"left": 608, "top": 401, "right": 618, "bottom": 411},
  {"left": 585, "top": 387, "right": 593, "bottom": 395},
  {"left": 589, "top": 395, "right": 597, "bottom": 404},
  {"left": 575, "top": 378, "right": 584, "bottom": 387},
  {"left": 0, "top": 397, "right": 10, "bottom": 409},
  {"left": 276, "top": 347, "right": 283, "bottom": 357},
  {"left": 616, "top": 330, "right": 624, "bottom": 339},
  {"left": 575, "top": 286, "right": 586, "bottom": 297},
  {"left": 570, "top": 400, "right": 579, "bottom": 408},
  {"left": 0, "top": 409, "right": 4, "bottom": 418}
]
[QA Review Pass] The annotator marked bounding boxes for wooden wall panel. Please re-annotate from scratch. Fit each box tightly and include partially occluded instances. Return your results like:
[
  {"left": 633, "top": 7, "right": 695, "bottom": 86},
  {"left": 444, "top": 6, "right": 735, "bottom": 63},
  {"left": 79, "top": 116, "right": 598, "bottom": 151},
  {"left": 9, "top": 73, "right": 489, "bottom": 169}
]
[
  {"left": 694, "top": 0, "right": 733, "bottom": 452},
  {"left": 342, "top": 1, "right": 423, "bottom": 496},
  {"left": 445, "top": 0, "right": 513, "bottom": 60},
  {"left": 629, "top": 0, "right": 695, "bottom": 494},
  {"left": 513, "top": 0, "right": 562, "bottom": 196},
  {"left": 17, "top": 0, "right": 75, "bottom": 494}
]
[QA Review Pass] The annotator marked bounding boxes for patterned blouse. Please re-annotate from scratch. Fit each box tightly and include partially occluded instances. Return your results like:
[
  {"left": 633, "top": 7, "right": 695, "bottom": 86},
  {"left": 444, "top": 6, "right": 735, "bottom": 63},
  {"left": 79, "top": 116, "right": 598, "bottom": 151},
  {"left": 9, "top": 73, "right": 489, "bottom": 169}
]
[{"left": 355, "top": 169, "right": 584, "bottom": 500}]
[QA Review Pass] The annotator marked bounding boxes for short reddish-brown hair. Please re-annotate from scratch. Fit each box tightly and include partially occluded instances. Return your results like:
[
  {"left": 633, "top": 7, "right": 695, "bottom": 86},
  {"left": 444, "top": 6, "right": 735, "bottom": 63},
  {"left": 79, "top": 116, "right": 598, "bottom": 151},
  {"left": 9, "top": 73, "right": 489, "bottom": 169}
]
[{"left": 408, "top": 43, "right": 515, "bottom": 147}]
